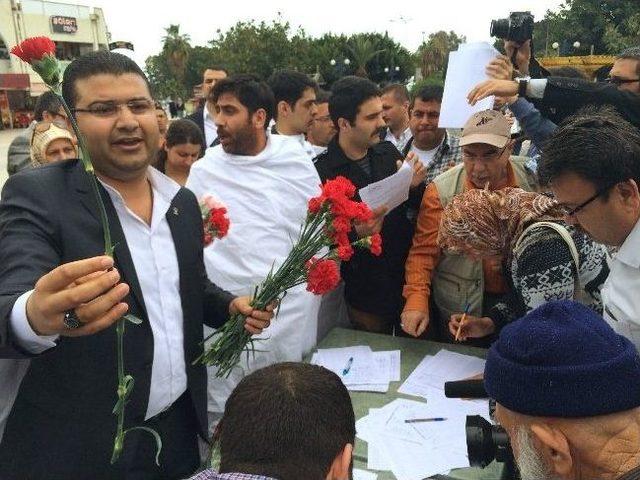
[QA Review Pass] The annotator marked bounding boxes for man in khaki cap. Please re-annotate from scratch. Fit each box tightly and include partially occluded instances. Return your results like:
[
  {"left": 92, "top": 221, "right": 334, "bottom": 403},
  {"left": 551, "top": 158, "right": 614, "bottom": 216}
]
[{"left": 401, "top": 109, "right": 537, "bottom": 342}]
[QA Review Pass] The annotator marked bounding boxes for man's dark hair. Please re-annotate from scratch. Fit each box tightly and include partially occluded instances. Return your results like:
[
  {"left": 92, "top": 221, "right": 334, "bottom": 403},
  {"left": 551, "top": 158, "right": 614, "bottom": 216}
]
[
  {"left": 547, "top": 66, "right": 587, "bottom": 80},
  {"left": 315, "top": 89, "right": 331, "bottom": 105},
  {"left": 219, "top": 362, "right": 355, "bottom": 480},
  {"left": 539, "top": 106, "right": 640, "bottom": 193},
  {"left": 267, "top": 70, "right": 317, "bottom": 119},
  {"left": 211, "top": 74, "right": 275, "bottom": 129},
  {"left": 381, "top": 83, "right": 409, "bottom": 103},
  {"left": 617, "top": 46, "right": 640, "bottom": 76},
  {"left": 329, "top": 76, "right": 380, "bottom": 127},
  {"left": 410, "top": 84, "right": 444, "bottom": 110},
  {"left": 61, "top": 50, "right": 150, "bottom": 109},
  {"left": 34, "top": 91, "right": 62, "bottom": 121},
  {"left": 205, "top": 65, "right": 229, "bottom": 75}
]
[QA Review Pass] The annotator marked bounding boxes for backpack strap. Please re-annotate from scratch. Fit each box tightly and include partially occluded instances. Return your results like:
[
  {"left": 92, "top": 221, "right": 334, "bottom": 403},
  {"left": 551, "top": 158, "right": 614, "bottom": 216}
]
[{"left": 514, "top": 221, "right": 582, "bottom": 299}]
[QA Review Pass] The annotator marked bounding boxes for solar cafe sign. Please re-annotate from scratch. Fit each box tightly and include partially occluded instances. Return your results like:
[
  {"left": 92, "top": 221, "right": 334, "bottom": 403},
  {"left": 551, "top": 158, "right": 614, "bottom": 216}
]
[{"left": 51, "top": 16, "right": 78, "bottom": 34}]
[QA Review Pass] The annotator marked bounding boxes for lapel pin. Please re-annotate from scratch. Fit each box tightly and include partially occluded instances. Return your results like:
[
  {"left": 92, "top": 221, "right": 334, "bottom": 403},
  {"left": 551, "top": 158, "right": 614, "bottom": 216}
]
[{"left": 172, "top": 206, "right": 179, "bottom": 216}]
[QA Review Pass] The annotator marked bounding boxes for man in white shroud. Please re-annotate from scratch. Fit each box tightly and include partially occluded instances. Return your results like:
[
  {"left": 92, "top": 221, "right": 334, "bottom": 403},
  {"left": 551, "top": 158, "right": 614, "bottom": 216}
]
[{"left": 186, "top": 75, "right": 322, "bottom": 425}]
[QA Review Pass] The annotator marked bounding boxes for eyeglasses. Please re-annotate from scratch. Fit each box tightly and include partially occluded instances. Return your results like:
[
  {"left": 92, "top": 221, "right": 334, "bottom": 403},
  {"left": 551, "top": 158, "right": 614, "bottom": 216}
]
[
  {"left": 560, "top": 184, "right": 616, "bottom": 217},
  {"left": 462, "top": 146, "right": 507, "bottom": 162},
  {"left": 72, "top": 98, "right": 155, "bottom": 117},
  {"left": 605, "top": 77, "right": 640, "bottom": 86},
  {"left": 31, "top": 121, "right": 72, "bottom": 142}
]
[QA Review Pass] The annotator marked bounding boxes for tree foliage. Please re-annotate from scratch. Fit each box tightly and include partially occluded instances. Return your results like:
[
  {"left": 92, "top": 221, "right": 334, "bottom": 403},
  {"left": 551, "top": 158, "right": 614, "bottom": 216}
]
[
  {"left": 416, "top": 31, "right": 466, "bottom": 80},
  {"left": 533, "top": 0, "right": 640, "bottom": 56}
]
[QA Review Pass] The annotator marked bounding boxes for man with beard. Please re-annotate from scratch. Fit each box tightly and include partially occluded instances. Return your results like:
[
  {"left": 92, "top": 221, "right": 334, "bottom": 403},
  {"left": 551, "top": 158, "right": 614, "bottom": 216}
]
[
  {"left": 314, "top": 76, "right": 426, "bottom": 334},
  {"left": 185, "top": 75, "right": 322, "bottom": 431},
  {"left": 484, "top": 300, "right": 640, "bottom": 480}
]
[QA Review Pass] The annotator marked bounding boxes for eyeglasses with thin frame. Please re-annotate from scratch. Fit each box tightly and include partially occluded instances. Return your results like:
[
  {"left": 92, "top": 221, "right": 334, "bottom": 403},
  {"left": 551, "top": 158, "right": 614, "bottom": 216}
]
[
  {"left": 605, "top": 77, "right": 640, "bottom": 86},
  {"left": 72, "top": 98, "right": 155, "bottom": 117},
  {"left": 462, "top": 146, "right": 507, "bottom": 162},
  {"left": 561, "top": 183, "right": 617, "bottom": 217}
]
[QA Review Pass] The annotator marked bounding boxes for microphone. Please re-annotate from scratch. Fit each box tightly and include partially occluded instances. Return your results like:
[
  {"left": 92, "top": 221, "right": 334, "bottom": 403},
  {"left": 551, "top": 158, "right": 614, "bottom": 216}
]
[{"left": 444, "top": 379, "right": 488, "bottom": 399}]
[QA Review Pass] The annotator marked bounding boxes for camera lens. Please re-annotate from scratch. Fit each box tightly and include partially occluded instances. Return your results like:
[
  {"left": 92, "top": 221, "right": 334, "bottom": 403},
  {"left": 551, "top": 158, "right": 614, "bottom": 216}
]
[{"left": 490, "top": 19, "right": 511, "bottom": 40}]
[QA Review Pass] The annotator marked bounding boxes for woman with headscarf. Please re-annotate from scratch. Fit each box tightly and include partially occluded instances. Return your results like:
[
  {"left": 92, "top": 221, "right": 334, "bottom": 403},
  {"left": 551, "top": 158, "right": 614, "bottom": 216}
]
[
  {"left": 438, "top": 187, "right": 609, "bottom": 341},
  {"left": 30, "top": 121, "right": 77, "bottom": 167}
]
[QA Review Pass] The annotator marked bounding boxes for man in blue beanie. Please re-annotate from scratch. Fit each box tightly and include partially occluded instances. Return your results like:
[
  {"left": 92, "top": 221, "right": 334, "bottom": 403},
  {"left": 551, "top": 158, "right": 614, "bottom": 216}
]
[{"left": 484, "top": 300, "right": 640, "bottom": 480}]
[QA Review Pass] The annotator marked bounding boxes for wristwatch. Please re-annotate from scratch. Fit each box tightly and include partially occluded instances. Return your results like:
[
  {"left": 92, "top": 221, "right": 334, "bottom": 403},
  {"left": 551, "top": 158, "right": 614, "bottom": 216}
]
[{"left": 515, "top": 77, "right": 529, "bottom": 97}]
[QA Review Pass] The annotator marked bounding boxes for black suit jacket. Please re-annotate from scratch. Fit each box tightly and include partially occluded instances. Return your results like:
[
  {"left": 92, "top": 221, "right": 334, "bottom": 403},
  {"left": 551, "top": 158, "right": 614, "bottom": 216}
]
[
  {"left": 185, "top": 108, "right": 220, "bottom": 156},
  {"left": 537, "top": 76, "right": 640, "bottom": 128},
  {"left": 0, "top": 160, "right": 234, "bottom": 479},
  {"left": 314, "top": 138, "right": 418, "bottom": 317}
]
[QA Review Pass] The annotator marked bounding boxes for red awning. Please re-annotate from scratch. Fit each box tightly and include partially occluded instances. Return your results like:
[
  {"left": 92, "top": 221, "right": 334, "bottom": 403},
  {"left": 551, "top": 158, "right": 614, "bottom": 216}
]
[{"left": 0, "top": 73, "right": 30, "bottom": 90}]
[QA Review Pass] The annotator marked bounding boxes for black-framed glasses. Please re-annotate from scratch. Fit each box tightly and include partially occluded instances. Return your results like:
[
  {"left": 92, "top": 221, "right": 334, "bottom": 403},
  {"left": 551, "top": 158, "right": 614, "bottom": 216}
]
[
  {"left": 562, "top": 184, "right": 616, "bottom": 217},
  {"left": 72, "top": 98, "right": 155, "bottom": 117},
  {"left": 605, "top": 77, "right": 640, "bottom": 86}
]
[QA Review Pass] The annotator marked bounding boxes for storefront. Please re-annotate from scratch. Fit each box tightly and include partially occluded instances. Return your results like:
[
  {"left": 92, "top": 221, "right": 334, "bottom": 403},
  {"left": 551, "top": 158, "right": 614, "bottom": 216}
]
[{"left": 0, "top": 73, "right": 30, "bottom": 129}]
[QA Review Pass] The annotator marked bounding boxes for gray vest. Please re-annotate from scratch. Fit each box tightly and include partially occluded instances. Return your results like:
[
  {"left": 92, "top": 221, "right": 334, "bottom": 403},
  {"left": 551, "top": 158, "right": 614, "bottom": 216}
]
[{"left": 431, "top": 156, "right": 536, "bottom": 322}]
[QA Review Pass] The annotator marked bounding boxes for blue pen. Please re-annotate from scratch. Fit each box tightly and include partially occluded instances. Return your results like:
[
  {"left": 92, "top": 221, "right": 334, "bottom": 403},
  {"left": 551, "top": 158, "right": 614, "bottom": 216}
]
[
  {"left": 404, "top": 417, "right": 447, "bottom": 424},
  {"left": 342, "top": 357, "right": 354, "bottom": 376}
]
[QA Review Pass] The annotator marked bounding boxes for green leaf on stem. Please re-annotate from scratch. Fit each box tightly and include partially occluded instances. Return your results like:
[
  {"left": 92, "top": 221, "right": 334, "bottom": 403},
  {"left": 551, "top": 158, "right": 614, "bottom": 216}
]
[
  {"left": 124, "top": 314, "right": 143, "bottom": 325},
  {"left": 125, "top": 426, "right": 163, "bottom": 466}
]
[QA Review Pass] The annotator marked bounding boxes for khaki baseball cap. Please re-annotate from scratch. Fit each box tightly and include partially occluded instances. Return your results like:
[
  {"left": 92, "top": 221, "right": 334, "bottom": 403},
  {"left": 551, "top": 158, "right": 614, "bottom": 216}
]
[{"left": 460, "top": 110, "right": 510, "bottom": 148}]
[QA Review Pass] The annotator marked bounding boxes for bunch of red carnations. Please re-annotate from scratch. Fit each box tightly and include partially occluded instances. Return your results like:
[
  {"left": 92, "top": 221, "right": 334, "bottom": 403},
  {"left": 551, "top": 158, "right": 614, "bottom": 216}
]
[
  {"left": 200, "top": 195, "right": 230, "bottom": 246},
  {"left": 196, "top": 176, "right": 382, "bottom": 377}
]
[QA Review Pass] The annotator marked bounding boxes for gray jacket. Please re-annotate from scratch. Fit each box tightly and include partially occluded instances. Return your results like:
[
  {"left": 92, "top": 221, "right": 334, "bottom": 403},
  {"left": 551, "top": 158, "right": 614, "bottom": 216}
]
[{"left": 7, "top": 122, "right": 34, "bottom": 176}]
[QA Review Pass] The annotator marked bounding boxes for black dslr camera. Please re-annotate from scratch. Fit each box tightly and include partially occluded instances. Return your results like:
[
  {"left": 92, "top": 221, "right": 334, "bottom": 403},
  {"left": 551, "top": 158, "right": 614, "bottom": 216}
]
[
  {"left": 490, "top": 11, "right": 535, "bottom": 43},
  {"left": 445, "top": 380, "right": 519, "bottom": 480}
]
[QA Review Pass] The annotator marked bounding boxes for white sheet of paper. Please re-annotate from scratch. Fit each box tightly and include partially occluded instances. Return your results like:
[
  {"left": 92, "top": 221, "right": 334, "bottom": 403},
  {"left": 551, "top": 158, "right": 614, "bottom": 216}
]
[
  {"left": 399, "top": 350, "right": 485, "bottom": 398},
  {"left": 358, "top": 161, "right": 412, "bottom": 212},
  {"left": 311, "top": 346, "right": 388, "bottom": 388},
  {"left": 439, "top": 42, "right": 499, "bottom": 128},
  {"left": 353, "top": 468, "right": 378, "bottom": 480}
]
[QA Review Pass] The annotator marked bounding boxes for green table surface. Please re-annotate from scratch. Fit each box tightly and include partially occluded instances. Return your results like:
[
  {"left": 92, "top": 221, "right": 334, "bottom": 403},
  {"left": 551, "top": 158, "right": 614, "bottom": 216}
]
[{"left": 312, "top": 328, "right": 504, "bottom": 480}]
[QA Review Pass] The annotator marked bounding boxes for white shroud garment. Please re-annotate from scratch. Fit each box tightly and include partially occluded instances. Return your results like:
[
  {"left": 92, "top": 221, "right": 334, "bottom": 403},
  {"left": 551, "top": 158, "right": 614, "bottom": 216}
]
[{"left": 186, "top": 134, "right": 323, "bottom": 414}]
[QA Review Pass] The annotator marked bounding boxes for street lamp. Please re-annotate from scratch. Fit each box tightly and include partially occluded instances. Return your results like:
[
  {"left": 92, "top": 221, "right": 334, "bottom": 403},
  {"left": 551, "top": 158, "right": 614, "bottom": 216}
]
[
  {"left": 384, "top": 67, "right": 389, "bottom": 73},
  {"left": 551, "top": 41, "right": 560, "bottom": 56},
  {"left": 330, "top": 58, "right": 336, "bottom": 66},
  {"left": 573, "top": 41, "right": 581, "bottom": 49},
  {"left": 344, "top": 58, "right": 351, "bottom": 66}
]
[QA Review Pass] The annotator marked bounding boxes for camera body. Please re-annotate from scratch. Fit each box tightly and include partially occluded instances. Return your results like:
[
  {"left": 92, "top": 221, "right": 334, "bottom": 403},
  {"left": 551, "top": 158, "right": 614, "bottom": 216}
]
[{"left": 490, "top": 11, "right": 535, "bottom": 43}]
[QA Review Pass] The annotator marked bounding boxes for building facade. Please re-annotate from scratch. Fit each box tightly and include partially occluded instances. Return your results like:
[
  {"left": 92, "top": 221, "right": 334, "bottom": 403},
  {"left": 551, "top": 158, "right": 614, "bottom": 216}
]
[{"left": 0, "top": 0, "right": 109, "bottom": 127}]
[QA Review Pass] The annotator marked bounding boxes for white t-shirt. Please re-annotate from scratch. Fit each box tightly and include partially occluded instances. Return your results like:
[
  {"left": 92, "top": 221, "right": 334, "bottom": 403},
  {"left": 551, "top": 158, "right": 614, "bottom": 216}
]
[{"left": 410, "top": 137, "right": 444, "bottom": 168}]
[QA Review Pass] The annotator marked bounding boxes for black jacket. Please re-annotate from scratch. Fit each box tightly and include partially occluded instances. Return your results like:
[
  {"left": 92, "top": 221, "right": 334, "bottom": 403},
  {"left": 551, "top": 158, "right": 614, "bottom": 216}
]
[
  {"left": 0, "top": 160, "right": 234, "bottom": 479},
  {"left": 184, "top": 108, "right": 220, "bottom": 155},
  {"left": 314, "top": 138, "right": 417, "bottom": 317},
  {"left": 537, "top": 76, "right": 640, "bottom": 128}
]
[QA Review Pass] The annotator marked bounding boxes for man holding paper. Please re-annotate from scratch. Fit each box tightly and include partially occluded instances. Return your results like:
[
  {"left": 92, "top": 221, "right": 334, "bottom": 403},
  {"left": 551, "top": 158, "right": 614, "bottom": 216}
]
[{"left": 315, "top": 76, "right": 426, "bottom": 334}]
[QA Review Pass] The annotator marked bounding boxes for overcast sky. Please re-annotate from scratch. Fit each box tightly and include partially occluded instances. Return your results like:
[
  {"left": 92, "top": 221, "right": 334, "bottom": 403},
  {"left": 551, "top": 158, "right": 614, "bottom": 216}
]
[{"left": 64, "top": 0, "right": 566, "bottom": 65}]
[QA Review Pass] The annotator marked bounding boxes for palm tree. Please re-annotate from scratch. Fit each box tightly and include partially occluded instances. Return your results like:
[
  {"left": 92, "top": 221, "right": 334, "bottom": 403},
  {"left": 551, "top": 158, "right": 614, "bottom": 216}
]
[
  {"left": 348, "top": 35, "right": 386, "bottom": 77},
  {"left": 162, "top": 24, "right": 191, "bottom": 91}
]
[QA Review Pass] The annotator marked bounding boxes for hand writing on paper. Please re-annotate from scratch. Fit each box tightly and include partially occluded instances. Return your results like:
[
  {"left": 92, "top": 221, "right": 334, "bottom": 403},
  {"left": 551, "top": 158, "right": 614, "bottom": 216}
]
[{"left": 449, "top": 314, "right": 495, "bottom": 341}]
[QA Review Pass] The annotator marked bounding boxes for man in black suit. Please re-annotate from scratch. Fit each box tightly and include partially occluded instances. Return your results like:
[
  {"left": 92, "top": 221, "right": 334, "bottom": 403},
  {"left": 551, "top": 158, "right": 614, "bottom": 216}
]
[
  {"left": 0, "top": 51, "right": 272, "bottom": 480},
  {"left": 186, "top": 66, "right": 228, "bottom": 154}
]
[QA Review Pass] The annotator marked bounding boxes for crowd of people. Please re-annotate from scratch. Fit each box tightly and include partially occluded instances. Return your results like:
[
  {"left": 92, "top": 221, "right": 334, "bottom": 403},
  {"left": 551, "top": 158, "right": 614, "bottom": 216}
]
[{"left": 1, "top": 34, "right": 640, "bottom": 480}]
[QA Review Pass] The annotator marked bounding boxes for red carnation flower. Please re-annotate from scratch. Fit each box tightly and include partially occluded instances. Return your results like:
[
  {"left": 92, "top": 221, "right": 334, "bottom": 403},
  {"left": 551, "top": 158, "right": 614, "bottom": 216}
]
[
  {"left": 209, "top": 207, "right": 230, "bottom": 238},
  {"left": 322, "top": 176, "right": 356, "bottom": 200},
  {"left": 369, "top": 233, "right": 383, "bottom": 256},
  {"left": 11, "top": 37, "right": 56, "bottom": 63},
  {"left": 337, "top": 244, "right": 354, "bottom": 261},
  {"left": 308, "top": 196, "right": 325, "bottom": 214},
  {"left": 305, "top": 257, "right": 340, "bottom": 295},
  {"left": 331, "top": 216, "right": 351, "bottom": 235}
]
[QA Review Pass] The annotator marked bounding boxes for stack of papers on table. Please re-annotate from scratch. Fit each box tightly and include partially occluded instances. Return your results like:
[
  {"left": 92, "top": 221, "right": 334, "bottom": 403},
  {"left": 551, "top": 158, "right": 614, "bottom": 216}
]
[
  {"left": 311, "top": 346, "right": 400, "bottom": 393},
  {"left": 357, "top": 395, "right": 490, "bottom": 480},
  {"left": 399, "top": 349, "right": 486, "bottom": 399}
]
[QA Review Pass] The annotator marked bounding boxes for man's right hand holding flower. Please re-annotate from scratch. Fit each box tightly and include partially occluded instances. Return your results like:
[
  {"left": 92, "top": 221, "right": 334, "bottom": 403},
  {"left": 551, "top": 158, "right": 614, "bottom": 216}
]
[
  {"left": 354, "top": 206, "right": 387, "bottom": 238},
  {"left": 25, "top": 255, "right": 130, "bottom": 337}
]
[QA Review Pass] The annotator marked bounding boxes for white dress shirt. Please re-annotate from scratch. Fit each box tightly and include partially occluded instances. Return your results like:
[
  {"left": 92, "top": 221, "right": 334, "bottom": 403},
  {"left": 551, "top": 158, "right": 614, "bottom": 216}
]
[
  {"left": 385, "top": 126, "right": 412, "bottom": 153},
  {"left": 203, "top": 106, "right": 217, "bottom": 148},
  {"left": 9, "top": 167, "right": 187, "bottom": 419},
  {"left": 602, "top": 217, "right": 640, "bottom": 350},
  {"left": 409, "top": 136, "right": 445, "bottom": 168}
]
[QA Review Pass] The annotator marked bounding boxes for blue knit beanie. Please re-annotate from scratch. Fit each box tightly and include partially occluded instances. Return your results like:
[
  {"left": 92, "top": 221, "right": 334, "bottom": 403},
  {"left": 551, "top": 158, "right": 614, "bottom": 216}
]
[{"left": 484, "top": 300, "right": 640, "bottom": 417}]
